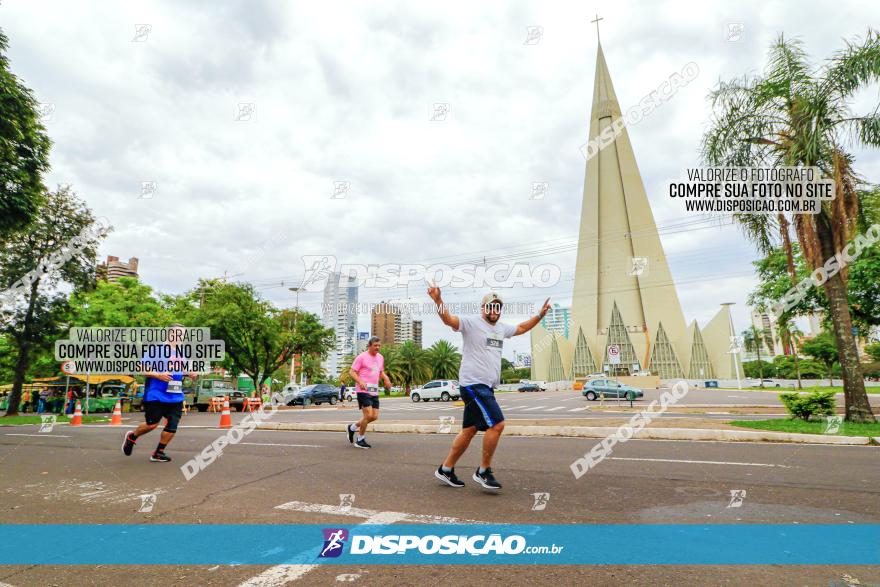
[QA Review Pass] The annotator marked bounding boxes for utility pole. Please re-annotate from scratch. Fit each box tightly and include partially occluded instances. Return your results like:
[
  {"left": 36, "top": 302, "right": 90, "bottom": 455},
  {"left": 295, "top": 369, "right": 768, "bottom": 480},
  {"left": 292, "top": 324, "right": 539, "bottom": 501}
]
[
  {"left": 289, "top": 286, "right": 301, "bottom": 385},
  {"left": 722, "top": 302, "right": 743, "bottom": 390}
]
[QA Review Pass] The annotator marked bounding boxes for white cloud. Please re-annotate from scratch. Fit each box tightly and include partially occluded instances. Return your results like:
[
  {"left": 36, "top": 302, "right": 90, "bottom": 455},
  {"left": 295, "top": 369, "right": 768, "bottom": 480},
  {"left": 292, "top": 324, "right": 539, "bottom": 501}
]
[{"left": 3, "top": 0, "right": 879, "bottom": 357}]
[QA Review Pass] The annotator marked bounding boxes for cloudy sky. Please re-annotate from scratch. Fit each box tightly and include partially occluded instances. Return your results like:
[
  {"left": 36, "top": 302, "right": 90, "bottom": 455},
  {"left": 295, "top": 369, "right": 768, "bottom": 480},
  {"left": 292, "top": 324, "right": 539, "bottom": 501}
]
[{"left": 5, "top": 0, "right": 879, "bottom": 358}]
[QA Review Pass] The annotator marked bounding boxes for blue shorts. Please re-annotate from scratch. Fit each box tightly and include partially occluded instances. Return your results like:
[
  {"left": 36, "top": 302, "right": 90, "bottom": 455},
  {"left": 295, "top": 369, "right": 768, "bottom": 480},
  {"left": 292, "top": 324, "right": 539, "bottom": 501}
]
[{"left": 461, "top": 384, "right": 504, "bottom": 431}]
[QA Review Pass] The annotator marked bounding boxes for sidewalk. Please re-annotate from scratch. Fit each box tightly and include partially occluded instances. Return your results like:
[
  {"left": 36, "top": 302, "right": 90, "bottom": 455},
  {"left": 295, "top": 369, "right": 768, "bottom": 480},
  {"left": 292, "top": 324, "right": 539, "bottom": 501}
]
[{"left": 255, "top": 418, "right": 878, "bottom": 446}]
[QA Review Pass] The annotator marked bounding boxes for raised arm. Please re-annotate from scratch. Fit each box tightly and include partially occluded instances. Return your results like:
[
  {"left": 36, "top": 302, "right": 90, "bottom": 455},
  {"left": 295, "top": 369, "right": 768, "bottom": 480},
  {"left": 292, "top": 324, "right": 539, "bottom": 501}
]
[
  {"left": 427, "top": 283, "right": 460, "bottom": 331},
  {"left": 514, "top": 298, "right": 552, "bottom": 336}
]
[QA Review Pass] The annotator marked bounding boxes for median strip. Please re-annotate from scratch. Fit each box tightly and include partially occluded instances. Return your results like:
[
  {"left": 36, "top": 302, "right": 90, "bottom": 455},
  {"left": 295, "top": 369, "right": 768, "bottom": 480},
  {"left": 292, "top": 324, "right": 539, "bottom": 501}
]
[{"left": 254, "top": 421, "right": 875, "bottom": 445}]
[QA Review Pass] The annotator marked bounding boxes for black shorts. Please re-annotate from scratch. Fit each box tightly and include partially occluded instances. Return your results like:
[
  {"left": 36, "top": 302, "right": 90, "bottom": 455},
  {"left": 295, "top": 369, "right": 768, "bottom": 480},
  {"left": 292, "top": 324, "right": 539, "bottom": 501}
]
[
  {"left": 461, "top": 384, "right": 504, "bottom": 431},
  {"left": 356, "top": 393, "right": 380, "bottom": 410},
  {"left": 144, "top": 401, "right": 184, "bottom": 433}
]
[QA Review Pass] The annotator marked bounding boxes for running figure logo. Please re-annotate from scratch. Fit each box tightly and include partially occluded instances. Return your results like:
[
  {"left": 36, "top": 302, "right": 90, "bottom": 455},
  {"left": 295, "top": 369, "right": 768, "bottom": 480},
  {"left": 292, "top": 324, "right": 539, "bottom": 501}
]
[
  {"left": 338, "top": 494, "right": 355, "bottom": 511},
  {"left": 320, "top": 528, "right": 349, "bottom": 558},
  {"left": 823, "top": 415, "right": 843, "bottom": 434},
  {"left": 531, "top": 492, "right": 550, "bottom": 511},
  {"left": 138, "top": 494, "right": 157, "bottom": 513},
  {"left": 438, "top": 416, "right": 455, "bottom": 433},
  {"left": 39, "top": 415, "right": 57, "bottom": 433},
  {"left": 727, "top": 489, "right": 746, "bottom": 508},
  {"left": 301, "top": 255, "right": 337, "bottom": 291}
]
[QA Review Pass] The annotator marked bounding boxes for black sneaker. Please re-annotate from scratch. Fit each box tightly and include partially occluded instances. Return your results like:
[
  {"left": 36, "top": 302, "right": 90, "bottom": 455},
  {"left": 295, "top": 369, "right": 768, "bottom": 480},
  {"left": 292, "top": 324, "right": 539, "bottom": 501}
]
[
  {"left": 435, "top": 466, "right": 465, "bottom": 488},
  {"left": 150, "top": 451, "right": 171, "bottom": 462},
  {"left": 354, "top": 438, "right": 371, "bottom": 449},
  {"left": 122, "top": 431, "right": 137, "bottom": 456},
  {"left": 347, "top": 424, "right": 356, "bottom": 444},
  {"left": 473, "top": 467, "right": 502, "bottom": 490}
]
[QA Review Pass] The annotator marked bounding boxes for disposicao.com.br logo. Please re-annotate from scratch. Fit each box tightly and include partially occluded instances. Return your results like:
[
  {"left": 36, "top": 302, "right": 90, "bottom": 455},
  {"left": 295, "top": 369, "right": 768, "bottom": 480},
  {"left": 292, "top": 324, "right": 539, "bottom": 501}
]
[
  {"left": 301, "top": 255, "right": 560, "bottom": 292},
  {"left": 319, "top": 529, "right": 563, "bottom": 557}
]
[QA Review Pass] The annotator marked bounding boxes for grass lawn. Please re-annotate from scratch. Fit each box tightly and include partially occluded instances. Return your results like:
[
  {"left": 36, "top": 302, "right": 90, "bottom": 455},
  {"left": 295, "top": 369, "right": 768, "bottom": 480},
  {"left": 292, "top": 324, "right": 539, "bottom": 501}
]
[
  {"left": 740, "top": 385, "right": 880, "bottom": 394},
  {"left": 0, "top": 414, "right": 109, "bottom": 426},
  {"left": 730, "top": 418, "right": 880, "bottom": 437}
]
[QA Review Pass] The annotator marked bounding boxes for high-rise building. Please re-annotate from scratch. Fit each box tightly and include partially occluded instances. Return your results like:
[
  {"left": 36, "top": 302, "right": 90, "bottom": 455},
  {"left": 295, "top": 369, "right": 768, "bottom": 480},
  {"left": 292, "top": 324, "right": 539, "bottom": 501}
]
[
  {"left": 355, "top": 331, "right": 370, "bottom": 354},
  {"left": 530, "top": 41, "right": 740, "bottom": 382},
  {"left": 97, "top": 256, "right": 139, "bottom": 282},
  {"left": 321, "top": 272, "right": 358, "bottom": 378},
  {"left": 412, "top": 320, "right": 423, "bottom": 349},
  {"left": 540, "top": 304, "right": 571, "bottom": 338},
  {"left": 747, "top": 310, "right": 783, "bottom": 358},
  {"left": 371, "top": 301, "right": 398, "bottom": 346}
]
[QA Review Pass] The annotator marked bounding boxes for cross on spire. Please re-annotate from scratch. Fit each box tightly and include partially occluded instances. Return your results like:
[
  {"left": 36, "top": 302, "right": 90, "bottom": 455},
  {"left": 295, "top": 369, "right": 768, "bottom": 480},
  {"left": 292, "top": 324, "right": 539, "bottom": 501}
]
[{"left": 590, "top": 13, "right": 604, "bottom": 44}]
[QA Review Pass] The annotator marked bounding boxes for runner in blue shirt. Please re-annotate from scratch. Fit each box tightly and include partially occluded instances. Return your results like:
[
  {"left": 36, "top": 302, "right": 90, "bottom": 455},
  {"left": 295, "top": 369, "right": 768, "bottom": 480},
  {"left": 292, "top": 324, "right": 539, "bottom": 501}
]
[{"left": 122, "top": 325, "right": 196, "bottom": 462}]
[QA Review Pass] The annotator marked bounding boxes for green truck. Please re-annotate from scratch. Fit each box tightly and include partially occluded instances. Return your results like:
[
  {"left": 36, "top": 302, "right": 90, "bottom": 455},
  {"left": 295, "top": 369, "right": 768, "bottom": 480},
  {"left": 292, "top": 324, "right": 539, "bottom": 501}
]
[{"left": 193, "top": 377, "right": 248, "bottom": 412}]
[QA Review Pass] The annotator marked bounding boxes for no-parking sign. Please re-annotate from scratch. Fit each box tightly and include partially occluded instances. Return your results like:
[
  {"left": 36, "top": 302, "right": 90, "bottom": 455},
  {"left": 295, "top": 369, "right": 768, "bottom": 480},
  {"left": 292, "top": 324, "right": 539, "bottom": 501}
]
[{"left": 607, "top": 344, "right": 620, "bottom": 365}]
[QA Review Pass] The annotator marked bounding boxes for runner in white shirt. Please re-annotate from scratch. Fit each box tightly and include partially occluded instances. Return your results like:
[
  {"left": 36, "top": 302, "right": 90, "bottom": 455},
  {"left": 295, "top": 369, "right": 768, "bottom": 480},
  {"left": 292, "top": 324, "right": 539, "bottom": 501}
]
[{"left": 428, "top": 287, "right": 550, "bottom": 490}]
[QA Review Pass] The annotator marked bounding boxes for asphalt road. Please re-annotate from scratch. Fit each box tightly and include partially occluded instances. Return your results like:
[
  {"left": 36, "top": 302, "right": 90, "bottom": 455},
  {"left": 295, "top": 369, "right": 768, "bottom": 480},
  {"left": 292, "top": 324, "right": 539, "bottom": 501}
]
[
  {"left": 180, "top": 387, "right": 875, "bottom": 424},
  {"left": 0, "top": 422, "right": 878, "bottom": 586}
]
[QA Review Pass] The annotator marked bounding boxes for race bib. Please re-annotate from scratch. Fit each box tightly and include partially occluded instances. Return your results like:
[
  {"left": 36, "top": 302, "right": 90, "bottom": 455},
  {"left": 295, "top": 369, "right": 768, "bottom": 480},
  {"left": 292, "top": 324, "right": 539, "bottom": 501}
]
[
  {"left": 486, "top": 335, "right": 503, "bottom": 349},
  {"left": 167, "top": 381, "right": 183, "bottom": 393}
]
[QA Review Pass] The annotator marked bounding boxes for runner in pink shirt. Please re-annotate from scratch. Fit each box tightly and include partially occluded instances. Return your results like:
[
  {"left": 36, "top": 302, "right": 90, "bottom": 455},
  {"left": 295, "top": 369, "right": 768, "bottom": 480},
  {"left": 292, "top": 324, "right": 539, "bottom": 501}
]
[{"left": 347, "top": 336, "right": 392, "bottom": 449}]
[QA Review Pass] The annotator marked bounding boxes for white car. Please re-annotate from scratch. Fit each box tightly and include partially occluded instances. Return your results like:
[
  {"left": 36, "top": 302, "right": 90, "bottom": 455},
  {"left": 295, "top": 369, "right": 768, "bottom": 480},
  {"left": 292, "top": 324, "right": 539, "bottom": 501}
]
[{"left": 411, "top": 380, "right": 460, "bottom": 402}]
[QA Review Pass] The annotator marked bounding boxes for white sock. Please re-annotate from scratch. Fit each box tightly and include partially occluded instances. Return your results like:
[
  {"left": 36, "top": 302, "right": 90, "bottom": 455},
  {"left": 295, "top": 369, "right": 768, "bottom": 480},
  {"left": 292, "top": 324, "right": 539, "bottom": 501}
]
[
  {"left": 349, "top": 423, "right": 357, "bottom": 432},
  {"left": 357, "top": 435, "right": 365, "bottom": 442}
]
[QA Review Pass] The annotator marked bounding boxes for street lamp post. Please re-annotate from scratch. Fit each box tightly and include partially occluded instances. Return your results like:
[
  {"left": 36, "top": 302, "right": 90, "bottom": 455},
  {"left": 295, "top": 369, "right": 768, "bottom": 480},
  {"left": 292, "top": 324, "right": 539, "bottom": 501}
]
[
  {"left": 289, "top": 287, "right": 300, "bottom": 386},
  {"left": 721, "top": 302, "right": 743, "bottom": 390}
]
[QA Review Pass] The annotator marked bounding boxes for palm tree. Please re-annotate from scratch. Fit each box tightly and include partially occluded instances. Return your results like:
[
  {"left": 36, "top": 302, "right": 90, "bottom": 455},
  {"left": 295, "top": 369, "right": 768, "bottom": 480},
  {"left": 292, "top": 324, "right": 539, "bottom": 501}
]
[
  {"left": 427, "top": 340, "right": 461, "bottom": 380},
  {"left": 777, "top": 316, "right": 804, "bottom": 389},
  {"left": 384, "top": 341, "right": 430, "bottom": 396},
  {"left": 336, "top": 354, "right": 355, "bottom": 387},
  {"left": 742, "top": 326, "right": 767, "bottom": 384},
  {"left": 702, "top": 30, "right": 880, "bottom": 422}
]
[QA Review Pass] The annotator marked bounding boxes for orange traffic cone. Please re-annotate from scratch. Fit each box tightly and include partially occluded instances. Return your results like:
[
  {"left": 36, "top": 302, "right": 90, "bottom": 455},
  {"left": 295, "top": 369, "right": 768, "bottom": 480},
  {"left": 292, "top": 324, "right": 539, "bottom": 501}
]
[
  {"left": 110, "top": 400, "right": 123, "bottom": 425},
  {"left": 70, "top": 400, "right": 83, "bottom": 426},
  {"left": 218, "top": 396, "right": 232, "bottom": 429}
]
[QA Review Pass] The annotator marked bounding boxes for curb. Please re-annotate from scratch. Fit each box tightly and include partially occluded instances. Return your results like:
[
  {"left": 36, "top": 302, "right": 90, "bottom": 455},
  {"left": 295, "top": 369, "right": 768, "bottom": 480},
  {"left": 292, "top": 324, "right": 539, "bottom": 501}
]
[{"left": 255, "top": 422, "right": 876, "bottom": 445}]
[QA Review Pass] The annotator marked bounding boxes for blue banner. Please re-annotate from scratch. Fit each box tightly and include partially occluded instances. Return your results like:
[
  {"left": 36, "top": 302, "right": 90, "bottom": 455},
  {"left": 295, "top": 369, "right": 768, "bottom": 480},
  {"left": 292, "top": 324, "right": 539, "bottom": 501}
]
[{"left": 0, "top": 524, "right": 877, "bottom": 565}]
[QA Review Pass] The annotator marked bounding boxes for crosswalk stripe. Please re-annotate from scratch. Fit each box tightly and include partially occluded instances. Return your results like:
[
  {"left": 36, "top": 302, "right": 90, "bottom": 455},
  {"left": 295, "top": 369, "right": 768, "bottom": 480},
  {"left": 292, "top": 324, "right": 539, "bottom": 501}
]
[{"left": 546, "top": 406, "right": 566, "bottom": 411}]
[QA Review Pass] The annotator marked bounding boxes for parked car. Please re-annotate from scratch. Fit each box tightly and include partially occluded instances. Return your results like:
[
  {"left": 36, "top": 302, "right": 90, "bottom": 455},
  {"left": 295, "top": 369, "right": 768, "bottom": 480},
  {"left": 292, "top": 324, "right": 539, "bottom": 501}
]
[
  {"left": 753, "top": 379, "right": 781, "bottom": 387},
  {"left": 518, "top": 384, "right": 543, "bottom": 392},
  {"left": 411, "top": 380, "right": 460, "bottom": 402},
  {"left": 581, "top": 379, "right": 644, "bottom": 401},
  {"left": 279, "top": 383, "right": 302, "bottom": 405},
  {"left": 286, "top": 384, "right": 340, "bottom": 406}
]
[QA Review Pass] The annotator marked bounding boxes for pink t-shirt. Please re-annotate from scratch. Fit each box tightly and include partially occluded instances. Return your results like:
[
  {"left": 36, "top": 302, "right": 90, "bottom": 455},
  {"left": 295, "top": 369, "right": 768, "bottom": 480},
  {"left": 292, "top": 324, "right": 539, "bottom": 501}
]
[{"left": 351, "top": 351, "right": 384, "bottom": 396}]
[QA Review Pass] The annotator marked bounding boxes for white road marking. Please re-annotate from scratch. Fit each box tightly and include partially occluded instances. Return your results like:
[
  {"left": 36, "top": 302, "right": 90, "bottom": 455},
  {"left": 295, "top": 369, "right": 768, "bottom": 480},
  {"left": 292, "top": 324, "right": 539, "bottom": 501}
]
[
  {"left": 521, "top": 406, "right": 547, "bottom": 411},
  {"left": 546, "top": 406, "right": 566, "bottom": 412},
  {"left": 238, "top": 442, "right": 324, "bottom": 448},
  {"left": 4, "top": 433, "right": 72, "bottom": 438},
  {"left": 273, "top": 500, "right": 485, "bottom": 524},
  {"left": 608, "top": 457, "right": 792, "bottom": 468},
  {"left": 240, "top": 502, "right": 483, "bottom": 586}
]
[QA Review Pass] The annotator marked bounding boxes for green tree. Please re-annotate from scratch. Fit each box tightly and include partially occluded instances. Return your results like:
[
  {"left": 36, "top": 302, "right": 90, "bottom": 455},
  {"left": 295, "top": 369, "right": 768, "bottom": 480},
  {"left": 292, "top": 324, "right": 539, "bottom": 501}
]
[
  {"left": 0, "top": 187, "right": 106, "bottom": 416},
  {"left": 742, "top": 360, "right": 774, "bottom": 379},
  {"left": 0, "top": 28, "right": 52, "bottom": 236},
  {"left": 383, "top": 341, "right": 430, "bottom": 396},
  {"left": 702, "top": 30, "right": 880, "bottom": 422},
  {"left": 801, "top": 331, "right": 839, "bottom": 386},
  {"left": 427, "top": 339, "right": 461, "bottom": 380},
  {"left": 301, "top": 353, "right": 327, "bottom": 384},
  {"left": 68, "top": 277, "right": 171, "bottom": 327},
  {"left": 866, "top": 342, "right": 880, "bottom": 362},
  {"left": 742, "top": 326, "right": 773, "bottom": 384},
  {"left": 748, "top": 229, "right": 880, "bottom": 336},
  {"left": 777, "top": 316, "right": 804, "bottom": 389}
]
